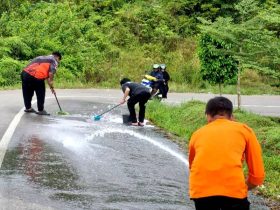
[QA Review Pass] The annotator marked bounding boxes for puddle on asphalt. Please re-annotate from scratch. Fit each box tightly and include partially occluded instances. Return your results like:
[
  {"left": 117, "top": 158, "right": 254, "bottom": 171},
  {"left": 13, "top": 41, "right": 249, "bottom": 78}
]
[{"left": 0, "top": 101, "right": 271, "bottom": 210}]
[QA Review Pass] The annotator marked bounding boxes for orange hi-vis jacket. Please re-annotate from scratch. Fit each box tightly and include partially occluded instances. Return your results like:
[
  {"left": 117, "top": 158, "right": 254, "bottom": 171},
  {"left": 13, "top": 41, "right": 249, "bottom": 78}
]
[
  {"left": 23, "top": 55, "right": 58, "bottom": 80},
  {"left": 188, "top": 118, "right": 265, "bottom": 199}
]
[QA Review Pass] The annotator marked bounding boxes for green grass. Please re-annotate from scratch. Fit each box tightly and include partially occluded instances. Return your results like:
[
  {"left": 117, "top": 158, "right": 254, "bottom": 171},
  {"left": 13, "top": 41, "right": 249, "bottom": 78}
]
[
  {"left": 146, "top": 100, "right": 206, "bottom": 140},
  {"left": 146, "top": 100, "right": 280, "bottom": 201}
]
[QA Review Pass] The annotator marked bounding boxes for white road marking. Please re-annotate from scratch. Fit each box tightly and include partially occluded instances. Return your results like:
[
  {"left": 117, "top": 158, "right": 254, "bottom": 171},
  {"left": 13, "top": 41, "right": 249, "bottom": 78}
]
[{"left": 0, "top": 107, "right": 25, "bottom": 167}]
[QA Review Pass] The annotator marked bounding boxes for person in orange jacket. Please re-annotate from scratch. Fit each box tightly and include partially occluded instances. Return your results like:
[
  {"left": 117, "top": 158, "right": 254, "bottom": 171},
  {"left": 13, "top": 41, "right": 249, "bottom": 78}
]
[
  {"left": 21, "top": 52, "right": 62, "bottom": 115},
  {"left": 188, "top": 96, "right": 265, "bottom": 210}
]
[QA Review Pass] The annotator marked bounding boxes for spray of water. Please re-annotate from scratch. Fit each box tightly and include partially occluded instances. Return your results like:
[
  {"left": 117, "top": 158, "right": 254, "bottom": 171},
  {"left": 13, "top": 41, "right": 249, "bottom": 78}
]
[
  {"left": 44, "top": 117, "right": 188, "bottom": 167},
  {"left": 86, "top": 128, "right": 189, "bottom": 167}
]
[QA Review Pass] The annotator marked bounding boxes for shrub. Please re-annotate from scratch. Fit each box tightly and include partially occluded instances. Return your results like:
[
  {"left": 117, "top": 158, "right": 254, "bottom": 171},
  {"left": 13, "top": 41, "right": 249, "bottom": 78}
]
[{"left": 0, "top": 57, "right": 24, "bottom": 86}]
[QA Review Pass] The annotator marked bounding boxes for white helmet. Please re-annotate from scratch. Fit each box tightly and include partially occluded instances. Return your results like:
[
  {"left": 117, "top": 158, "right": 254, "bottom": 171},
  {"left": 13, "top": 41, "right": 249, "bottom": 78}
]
[{"left": 153, "top": 64, "right": 160, "bottom": 69}]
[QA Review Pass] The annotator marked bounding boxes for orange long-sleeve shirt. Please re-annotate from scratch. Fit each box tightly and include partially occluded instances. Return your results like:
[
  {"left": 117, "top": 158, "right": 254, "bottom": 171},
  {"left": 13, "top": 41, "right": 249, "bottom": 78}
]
[{"left": 188, "top": 118, "right": 265, "bottom": 199}]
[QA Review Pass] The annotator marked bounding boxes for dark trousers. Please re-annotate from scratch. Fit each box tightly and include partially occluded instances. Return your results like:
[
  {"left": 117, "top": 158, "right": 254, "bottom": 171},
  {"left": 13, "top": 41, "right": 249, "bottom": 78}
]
[
  {"left": 152, "top": 80, "right": 166, "bottom": 98},
  {"left": 21, "top": 71, "right": 46, "bottom": 111},
  {"left": 161, "top": 83, "right": 169, "bottom": 98},
  {"left": 127, "top": 92, "right": 151, "bottom": 123},
  {"left": 193, "top": 196, "right": 250, "bottom": 210}
]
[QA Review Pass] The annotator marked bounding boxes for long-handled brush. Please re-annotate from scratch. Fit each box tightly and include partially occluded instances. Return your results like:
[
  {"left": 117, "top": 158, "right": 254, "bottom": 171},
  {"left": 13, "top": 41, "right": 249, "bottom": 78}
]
[
  {"left": 92, "top": 103, "right": 122, "bottom": 121},
  {"left": 53, "top": 89, "right": 69, "bottom": 115}
]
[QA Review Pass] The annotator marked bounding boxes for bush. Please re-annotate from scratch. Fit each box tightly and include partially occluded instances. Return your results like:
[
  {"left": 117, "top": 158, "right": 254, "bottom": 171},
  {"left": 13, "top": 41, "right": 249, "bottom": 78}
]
[
  {"left": 0, "top": 57, "right": 24, "bottom": 86},
  {"left": 55, "top": 67, "right": 77, "bottom": 83},
  {"left": 0, "top": 36, "right": 32, "bottom": 60}
]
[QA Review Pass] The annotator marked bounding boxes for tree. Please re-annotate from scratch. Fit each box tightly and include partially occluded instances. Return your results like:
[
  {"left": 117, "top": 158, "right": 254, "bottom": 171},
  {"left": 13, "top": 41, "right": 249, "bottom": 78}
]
[
  {"left": 198, "top": 0, "right": 280, "bottom": 107},
  {"left": 198, "top": 34, "right": 238, "bottom": 95}
]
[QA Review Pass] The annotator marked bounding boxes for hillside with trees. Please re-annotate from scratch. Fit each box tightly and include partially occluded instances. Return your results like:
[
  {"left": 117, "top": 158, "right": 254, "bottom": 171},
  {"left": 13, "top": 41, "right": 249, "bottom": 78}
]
[{"left": 0, "top": 0, "right": 279, "bottom": 94}]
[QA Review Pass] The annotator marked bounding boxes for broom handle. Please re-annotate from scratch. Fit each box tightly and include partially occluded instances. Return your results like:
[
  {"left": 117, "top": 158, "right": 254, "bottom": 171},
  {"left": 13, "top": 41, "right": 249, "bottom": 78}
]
[
  {"left": 54, "top": 92, "right": 63, "bottom": 112},
  {"left": 98, "top": 103, "right": 122, "bottom": 117}
]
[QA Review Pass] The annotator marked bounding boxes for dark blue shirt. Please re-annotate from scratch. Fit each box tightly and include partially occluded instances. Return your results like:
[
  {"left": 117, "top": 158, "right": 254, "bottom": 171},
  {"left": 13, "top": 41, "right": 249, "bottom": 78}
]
[{"left": 121, "top": 82, "right": 150, "bottom": 97}]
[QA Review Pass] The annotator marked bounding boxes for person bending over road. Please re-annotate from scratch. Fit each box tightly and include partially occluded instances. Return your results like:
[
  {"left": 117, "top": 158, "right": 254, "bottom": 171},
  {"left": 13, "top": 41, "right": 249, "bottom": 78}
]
[
  {"left": 189, "top": 96, "right": 265, "bottom": 210},
  {"left": 120, "top": 78, "right": 151, "bottom": 126},
  {"left": 21, "top": 51, "right": 62, "bottom": 115}
]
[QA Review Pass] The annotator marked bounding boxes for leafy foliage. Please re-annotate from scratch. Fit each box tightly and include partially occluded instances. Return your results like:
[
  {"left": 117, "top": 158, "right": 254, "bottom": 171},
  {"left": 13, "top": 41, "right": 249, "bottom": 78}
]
[
  {"left": 0, "top": 0, "right": 278, "bottom": 92},
  {"left": 0, "top": 57, "right": 24, "bottom": 86},
  {"left": 198, "top": 1, "right": 280, "bottom": 81},
  {"left": 198, "top": 34, "right": 238, "bottom": 93}
]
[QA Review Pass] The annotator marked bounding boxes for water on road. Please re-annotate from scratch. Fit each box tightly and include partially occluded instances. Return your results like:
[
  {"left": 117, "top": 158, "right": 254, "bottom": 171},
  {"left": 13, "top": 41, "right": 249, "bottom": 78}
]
[
  {"left": 0, "top": 99, "right": 270, "bottom": 210},
  {"left": 0, "top": 101, "right": 192, "bottom": 209}
]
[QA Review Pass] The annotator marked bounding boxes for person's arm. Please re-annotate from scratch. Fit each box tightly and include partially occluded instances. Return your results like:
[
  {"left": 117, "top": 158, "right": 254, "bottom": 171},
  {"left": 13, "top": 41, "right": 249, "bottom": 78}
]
[
  {"left": 120, "top": 87, "right": 130, "bottom": 104},
  {"left": 145, "top": 74, "right": 157, "bottom": 81},
  {"left": 156, "top": 72, "right": 164, "bottom": 80},
  {"left": 48, "top": 57, "right": 58, "bottom": 94},
  {"left": 244, "top": 126, "right": 265, "bottom": 190},
  {"left": 47, "top": 72, "right": 55, "bottom": 94}
]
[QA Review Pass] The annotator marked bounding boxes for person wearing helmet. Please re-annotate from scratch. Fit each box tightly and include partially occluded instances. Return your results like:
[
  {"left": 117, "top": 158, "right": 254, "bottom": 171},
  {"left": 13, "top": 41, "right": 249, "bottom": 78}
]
[
  {"left": 150, "top": 64, "right": 163, "bottom": 79},
  {"left": 120, "top": 78, "right": 151, "bottom": 126},
  {"left": 160, "top": 64, "right": 170, "bottom": 99},
  {"left": 149, "top": 64, "right": 165, "bottom": 97}
]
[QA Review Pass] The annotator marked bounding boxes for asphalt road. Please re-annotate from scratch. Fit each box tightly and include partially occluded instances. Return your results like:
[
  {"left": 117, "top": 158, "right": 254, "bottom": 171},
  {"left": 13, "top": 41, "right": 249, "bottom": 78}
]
[
  {"left": 0, "top": 88, "right": 278, "bottom": 209},
  {"left": 1, "top": 88, "right": 279, "bottom": 144}
]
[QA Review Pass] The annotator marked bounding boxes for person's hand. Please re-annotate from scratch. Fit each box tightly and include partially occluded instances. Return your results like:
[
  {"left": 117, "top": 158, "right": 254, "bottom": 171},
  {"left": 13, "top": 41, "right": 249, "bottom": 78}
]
[
  {"left": 50, "top": 87, "right": 56, "bottom": 94},
  {"left": 120, "top": 98, "right": 126, "bottom": 104},
  {"left": 246, "top": 181, "right": 257, "bottom": 190}
]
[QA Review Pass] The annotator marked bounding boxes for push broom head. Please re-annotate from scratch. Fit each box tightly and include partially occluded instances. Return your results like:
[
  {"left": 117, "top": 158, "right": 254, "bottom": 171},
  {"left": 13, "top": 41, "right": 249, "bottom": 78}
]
[
  {"left": 56, "top": 110, "right": 69, "bottom": 115},
  {"left": 92, "top": 115, "right": 101, "bottom": 121}
]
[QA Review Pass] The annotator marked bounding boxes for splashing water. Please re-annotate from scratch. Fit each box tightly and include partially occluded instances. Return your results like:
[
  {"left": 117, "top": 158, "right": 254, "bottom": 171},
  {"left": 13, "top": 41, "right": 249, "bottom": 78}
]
[
  {"left": 42, "top": 114, "right": 187, "bottom": 169},
  {"left": 85, "top": 128, "right": 189, "bottom": 167}
]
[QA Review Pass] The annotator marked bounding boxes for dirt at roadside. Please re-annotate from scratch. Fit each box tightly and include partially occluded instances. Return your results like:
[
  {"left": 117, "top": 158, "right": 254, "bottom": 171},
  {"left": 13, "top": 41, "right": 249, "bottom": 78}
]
[{"left": 265, "top": 198, "right": 280, "bottom": 210}]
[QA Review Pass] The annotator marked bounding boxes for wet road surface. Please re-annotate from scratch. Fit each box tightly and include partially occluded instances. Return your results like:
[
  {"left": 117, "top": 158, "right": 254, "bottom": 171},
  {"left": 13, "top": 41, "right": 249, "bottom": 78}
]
[
  {"left": 0, "top": 99, "right": 192, "bottom": 209},
  {"left": 0, "top": 90, "right": 274, "bottom": 209}
]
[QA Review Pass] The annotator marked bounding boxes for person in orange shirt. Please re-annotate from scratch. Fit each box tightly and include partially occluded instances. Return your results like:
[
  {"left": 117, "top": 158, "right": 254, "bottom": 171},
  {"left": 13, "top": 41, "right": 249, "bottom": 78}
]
[
  {"left": 21, "top": 52, "right": 62, "bottom": 115},
  {"left": 188, "top": 96, "right": 265, "bottom": 210}
]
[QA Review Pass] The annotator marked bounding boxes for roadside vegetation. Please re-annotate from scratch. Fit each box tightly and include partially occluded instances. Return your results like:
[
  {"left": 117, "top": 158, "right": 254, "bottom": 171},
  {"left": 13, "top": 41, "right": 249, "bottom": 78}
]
[
  {"left": 146, "top": 100, "right": 280, "bottom": 202},
  {"left": 0, "top": 0, "right": 279, "bottom": 95}
]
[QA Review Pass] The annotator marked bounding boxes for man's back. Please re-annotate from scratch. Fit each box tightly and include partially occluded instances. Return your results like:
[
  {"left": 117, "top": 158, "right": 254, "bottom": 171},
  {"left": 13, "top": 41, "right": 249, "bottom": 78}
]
[
  {"left": 122, "top": 82, "right": 150, "bottom": 97},
  {"left": 189, "top": 118, "right": 265, "bottom": 199}
]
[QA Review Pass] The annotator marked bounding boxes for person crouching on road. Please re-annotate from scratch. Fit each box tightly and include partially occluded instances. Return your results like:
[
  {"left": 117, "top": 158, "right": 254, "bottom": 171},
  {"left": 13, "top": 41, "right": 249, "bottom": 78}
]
[
  {"left": 189, "top": 96, "right": 265, "bottom": 210},
  {"left": 21, "top": 51, "right": 62, "bottom": 115},
  {"left": 120, "top": 78, "right": 151, "bottom": 126}
]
